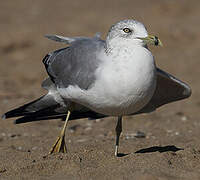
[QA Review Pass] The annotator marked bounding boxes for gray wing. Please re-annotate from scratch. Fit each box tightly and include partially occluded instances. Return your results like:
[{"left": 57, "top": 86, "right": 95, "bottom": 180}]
[
  {"left": 42, "top": 36, "right": 105, "bottom": 90},
  {"left": 45, "top": 33, "right": 101, "bottom": 45},
  {"left": 136, "top": 68, "right": 192, "bottom": 114}
]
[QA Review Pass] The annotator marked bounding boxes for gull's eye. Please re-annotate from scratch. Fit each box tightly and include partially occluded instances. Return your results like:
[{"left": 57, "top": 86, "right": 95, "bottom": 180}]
[{"left": 123, "top": 28, "right": 132, "bottom": 33}]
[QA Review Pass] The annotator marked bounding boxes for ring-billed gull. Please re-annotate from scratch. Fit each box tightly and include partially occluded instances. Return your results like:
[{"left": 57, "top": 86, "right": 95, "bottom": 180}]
[{"left": 2, "top": 19, "right": 191, "bottom": 156}]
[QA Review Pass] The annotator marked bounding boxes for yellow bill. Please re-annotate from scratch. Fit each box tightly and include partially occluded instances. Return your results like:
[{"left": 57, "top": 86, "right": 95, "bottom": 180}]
[{"left": 138, "top": 35, "right": 163, "bottom": 47}]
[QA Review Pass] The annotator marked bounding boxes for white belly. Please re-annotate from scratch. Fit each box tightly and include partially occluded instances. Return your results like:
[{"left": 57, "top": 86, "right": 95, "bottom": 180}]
[{"left": 59, "top": 46, "right": 157, "bottom": 116}]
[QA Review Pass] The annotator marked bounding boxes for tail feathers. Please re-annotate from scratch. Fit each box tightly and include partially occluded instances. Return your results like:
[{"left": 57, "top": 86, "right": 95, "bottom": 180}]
[
  {"left": 2, "top": 94, "right": 107, "bottom": 124},
  {"left": 15, "top": 112, "right": 67, "bottom": 124},
  {"left": 14, "top": 110, "right": 107, "bottom": 124},
  {"left": 2, "top": 94, "right": 61, "bottom": 119},
  {"left": 70, "top": 111, "right": 107, "bottom": 121}
]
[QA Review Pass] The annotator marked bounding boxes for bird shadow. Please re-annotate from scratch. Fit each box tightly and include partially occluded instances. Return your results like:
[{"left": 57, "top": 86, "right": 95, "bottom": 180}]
[
  {"left": 116, "top": 153, "right": 130, "bottom": 157},
  {"left": 135, "top": 145, "right": 183, "bottom": 154}
]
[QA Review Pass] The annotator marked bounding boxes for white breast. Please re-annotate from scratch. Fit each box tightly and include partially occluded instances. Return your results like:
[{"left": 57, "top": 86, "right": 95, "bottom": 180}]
[{"left": 59, "top": 46, "right": 156, "bottom": 116}]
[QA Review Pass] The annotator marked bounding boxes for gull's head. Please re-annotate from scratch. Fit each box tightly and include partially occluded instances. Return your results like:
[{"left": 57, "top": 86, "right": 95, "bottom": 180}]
[{"left": 106, "top": 19, "right": 162, "bottom": 47}]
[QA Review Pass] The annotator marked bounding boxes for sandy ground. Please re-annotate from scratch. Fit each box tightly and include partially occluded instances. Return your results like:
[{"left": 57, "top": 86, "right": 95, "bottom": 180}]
[{"left": 0, "top": 0, "right": 200, "bottom": 179}]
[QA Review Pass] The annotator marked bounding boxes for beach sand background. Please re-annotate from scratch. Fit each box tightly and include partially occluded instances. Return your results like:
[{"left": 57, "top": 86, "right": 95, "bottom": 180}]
[{"left": 0, "top": 0, "right": 200, "bottom": 179}]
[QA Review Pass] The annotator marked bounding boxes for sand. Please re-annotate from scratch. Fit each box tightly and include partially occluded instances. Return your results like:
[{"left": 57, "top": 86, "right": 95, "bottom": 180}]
[{"left": 0, "top": 0, "right": 200, "bottom": 179}]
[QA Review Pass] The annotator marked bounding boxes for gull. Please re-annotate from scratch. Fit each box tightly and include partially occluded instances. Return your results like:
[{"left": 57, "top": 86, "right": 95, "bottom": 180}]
[{"left": 2, "top": 19, "right": 191, "bottom": 156}]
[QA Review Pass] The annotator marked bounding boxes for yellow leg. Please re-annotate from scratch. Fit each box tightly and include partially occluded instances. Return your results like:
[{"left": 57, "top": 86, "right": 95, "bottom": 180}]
[{"left": 49, "top": 111, "right": 71, "bottom": 154}]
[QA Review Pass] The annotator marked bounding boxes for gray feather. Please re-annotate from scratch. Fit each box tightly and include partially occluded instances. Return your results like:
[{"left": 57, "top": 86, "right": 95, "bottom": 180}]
[
  {"left": 43, "top": 37, "right": 105, "bottom": 90},
  {"left": 45, "top": 34, "right": 80, "bottom": 44},
  {"left": 45, "top": 33, "right": 101, "bottom": 45},
  {"left": 41, "top": 78, "right": 56, "bottom": 91},
  {"left": 136, "top": 68, "right": 191, "bottom": 114}
]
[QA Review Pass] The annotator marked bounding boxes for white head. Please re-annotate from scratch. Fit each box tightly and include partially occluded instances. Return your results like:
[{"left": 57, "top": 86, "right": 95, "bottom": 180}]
[{"left": 106, "top": 19, "right": 162, "bottom": 49}]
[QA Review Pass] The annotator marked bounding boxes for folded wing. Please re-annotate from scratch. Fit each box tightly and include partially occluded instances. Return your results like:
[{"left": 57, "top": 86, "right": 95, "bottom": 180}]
[{"left": 43, "top": 36, "right": 105, "bottom": 90}]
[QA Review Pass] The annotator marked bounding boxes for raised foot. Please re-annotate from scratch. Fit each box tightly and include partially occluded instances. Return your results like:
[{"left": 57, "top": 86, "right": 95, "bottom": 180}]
[{"left": 49, "top": 135, "right": 67, "bottom": 154}]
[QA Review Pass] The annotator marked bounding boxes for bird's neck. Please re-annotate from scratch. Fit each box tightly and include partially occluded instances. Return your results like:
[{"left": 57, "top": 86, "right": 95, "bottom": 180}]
[
  {"left": 105, "top": 38, "right": 147, "bottom": 59},
  {"left": 105, "top": 37, "right": 146, "bottom": 55}
]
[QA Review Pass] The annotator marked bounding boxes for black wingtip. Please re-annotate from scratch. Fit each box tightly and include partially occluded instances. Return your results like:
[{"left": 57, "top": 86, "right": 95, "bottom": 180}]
[
  {"left": 14, "top": 120, "right": 19, "bottom": 124},
  {"left": 1, "top": 114, "right": 6, "bottom": 120},
  {"left": 183, "top": 85, "right": 192, "bottom": 98},
  {"left": 14, "top": 117, "right": 31, "bottom": 124}
]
